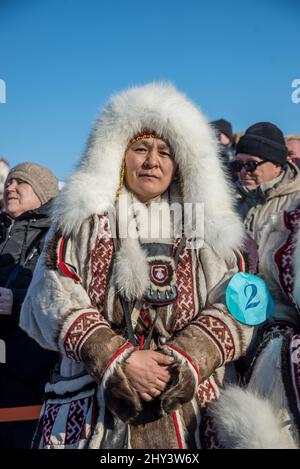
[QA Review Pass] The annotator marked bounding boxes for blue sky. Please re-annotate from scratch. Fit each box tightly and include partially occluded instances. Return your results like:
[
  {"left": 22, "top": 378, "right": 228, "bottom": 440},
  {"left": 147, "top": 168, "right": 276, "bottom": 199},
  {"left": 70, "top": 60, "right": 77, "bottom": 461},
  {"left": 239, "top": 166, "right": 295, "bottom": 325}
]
[{"left": 0, "top": 0, "right": 299, "bottom": 181}]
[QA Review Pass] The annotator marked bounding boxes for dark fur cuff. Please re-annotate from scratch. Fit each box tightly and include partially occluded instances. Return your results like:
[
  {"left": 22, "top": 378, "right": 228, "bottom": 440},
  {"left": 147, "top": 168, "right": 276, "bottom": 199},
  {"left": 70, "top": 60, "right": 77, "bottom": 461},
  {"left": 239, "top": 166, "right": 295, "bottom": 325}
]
[
  {"left": 104, "top": 362, "right": 143, "bottom": 423},
  {"left": 81, "top": 327, "right": 129, "bottom": 382},
  {"left": 160, "top": 361, "right": 196, "bottom": 413}
]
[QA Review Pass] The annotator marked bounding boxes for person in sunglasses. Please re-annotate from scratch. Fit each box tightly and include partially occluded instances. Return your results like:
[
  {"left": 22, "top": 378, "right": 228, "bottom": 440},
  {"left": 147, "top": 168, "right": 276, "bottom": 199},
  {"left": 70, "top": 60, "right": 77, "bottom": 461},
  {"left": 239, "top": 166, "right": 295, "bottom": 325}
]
[
  {"left": 211, "top": 179, "right": 300, "bottom": 450},
  {"left": 232, "top": 122, "right": 300, "bottom": 245},
  {"left": 207, "top": 126, "right": 300, "bottom": 448}
]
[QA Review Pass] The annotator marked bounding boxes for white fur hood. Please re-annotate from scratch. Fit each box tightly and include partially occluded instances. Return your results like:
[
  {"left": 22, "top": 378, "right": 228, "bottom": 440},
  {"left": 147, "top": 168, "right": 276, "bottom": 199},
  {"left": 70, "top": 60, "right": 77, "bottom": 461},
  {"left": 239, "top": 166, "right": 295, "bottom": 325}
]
[{"left": 53, "top": 82, "right": 244, "bottom": 258}]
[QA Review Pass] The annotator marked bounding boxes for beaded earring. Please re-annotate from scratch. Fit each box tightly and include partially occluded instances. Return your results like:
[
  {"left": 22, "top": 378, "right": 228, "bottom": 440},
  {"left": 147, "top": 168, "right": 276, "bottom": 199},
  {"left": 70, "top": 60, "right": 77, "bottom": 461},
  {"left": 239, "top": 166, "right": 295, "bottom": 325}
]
[
  {"left": 116, "top": 161, "right": 125, "bottom": 200},
  {"left": 179, "top": 173, "right": 184, "bottom": 197}
]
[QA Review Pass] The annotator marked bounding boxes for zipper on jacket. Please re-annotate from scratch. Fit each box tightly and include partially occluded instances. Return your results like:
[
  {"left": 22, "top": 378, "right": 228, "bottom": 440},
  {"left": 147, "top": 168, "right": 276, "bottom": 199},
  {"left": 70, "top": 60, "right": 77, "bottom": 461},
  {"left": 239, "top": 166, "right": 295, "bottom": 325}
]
[{"left": 0, "top": 219, "right": 15, "bottom": 256}]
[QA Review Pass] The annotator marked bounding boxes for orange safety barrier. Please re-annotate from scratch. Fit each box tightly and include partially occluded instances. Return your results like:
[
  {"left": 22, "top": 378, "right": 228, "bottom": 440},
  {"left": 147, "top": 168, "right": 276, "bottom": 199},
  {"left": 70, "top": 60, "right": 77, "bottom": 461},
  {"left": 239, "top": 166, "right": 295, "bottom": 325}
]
[{"left": 0, "top": 405, "right": 42, "bottom": 423}]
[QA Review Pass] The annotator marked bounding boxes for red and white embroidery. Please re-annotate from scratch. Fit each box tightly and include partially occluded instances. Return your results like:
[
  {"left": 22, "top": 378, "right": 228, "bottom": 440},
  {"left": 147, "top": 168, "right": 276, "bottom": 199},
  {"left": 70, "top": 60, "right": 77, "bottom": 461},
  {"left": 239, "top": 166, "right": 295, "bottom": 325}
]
[
  {"left": 65, "top": 397, "right": 91, "bottom": 445},
  {"left": 191, "top": 315, "right": 235, "bottom": 365},
  {"left": 88, "top": 216, "right": 114, "bottom": 312},
  {"left": 64, "top": 311, "right": 110, "bottom": 362},
  {"left": 175, "top": 246, "right": 196, "bottom": 329},
  {"left": 197, "top": 376, "right": 219, "bottom": 407},
  {"left": 274, "top": 207, "right": 300, "bottom": 306},
  {"left": 60, "top": 215, "right": 114, "bottom": 362},
  {"left": 42, "top": 403, "right": 61, "bottom": 446}
]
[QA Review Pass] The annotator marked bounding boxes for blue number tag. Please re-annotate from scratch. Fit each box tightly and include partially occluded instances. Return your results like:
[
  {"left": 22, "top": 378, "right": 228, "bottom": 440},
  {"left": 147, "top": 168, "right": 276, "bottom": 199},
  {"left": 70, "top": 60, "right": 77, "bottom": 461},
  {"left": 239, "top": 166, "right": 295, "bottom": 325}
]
[{"left": 225, "top": 272, "right": 273, "bottom": 326}]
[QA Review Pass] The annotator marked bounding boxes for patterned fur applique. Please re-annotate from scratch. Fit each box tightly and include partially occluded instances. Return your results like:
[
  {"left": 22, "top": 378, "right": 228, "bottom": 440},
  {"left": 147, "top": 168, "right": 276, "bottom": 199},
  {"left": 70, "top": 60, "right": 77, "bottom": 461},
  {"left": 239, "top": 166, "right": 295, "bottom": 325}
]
[
  {"left": 41, "top": 403, "right": 61, "bottom": 446},
  {"left": 63, "top": 311, "right": 109, "bottom": 362},
  {"left": 175, "top": 246, "right": 196, "bottom": 330},
  {"left": 191, "top": 315, "right": 235, "bottom": 366},
  {"left": 65, "top": 397, "right": 92, "bottom": 445},
  {"left": 34, "top": 390, "right": 97, "bottom": 449},
  {"left": 197, "top": 376, "right": 219, "bottom": 407},
  {"left": 274, "top": 207, "right": 300, "bottom": 307},
  {"left": 88, "top": 215, "right": 114, "bottom": 313}
]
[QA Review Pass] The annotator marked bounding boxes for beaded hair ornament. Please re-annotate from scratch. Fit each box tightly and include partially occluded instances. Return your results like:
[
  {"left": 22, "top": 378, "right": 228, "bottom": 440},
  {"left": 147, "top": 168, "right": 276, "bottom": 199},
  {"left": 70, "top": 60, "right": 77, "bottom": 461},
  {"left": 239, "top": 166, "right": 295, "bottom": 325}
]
[{"left": 116, "top": 129, "right": 183, "bottom": 199}]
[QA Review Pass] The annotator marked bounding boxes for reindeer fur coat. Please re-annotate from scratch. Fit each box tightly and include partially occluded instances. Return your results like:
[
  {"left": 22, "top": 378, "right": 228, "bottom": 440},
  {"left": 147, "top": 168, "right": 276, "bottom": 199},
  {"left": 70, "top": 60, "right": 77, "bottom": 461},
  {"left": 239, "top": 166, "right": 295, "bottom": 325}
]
[{"left": 20, "top": 83, "right": 252, "bottom": 449}]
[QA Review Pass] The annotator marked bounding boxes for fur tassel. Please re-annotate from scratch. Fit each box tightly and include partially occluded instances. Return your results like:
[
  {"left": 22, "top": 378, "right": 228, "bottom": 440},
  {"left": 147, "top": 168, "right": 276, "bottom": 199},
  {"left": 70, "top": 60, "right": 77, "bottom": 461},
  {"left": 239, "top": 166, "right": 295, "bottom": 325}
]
[
  {"left": 114, "top": 238, "right": 149, "bottom": 301},
  {"left": 210, "top": 385, "right": 297, "bottom": 449}
]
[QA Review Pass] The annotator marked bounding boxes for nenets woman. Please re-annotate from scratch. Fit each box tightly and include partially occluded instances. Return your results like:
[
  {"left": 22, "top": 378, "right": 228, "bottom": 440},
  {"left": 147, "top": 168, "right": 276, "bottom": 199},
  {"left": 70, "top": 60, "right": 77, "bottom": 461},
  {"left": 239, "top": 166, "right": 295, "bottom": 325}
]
[{"left": 20, "top": 83, "right": 253, "bottom": 449}]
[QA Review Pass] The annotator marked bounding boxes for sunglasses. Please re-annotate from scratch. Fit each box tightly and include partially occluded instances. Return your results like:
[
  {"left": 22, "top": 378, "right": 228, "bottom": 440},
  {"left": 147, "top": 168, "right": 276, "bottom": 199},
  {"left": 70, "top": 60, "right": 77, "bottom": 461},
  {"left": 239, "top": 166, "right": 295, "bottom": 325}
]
[{"left": 230, "top": 160, "right": 267, "bottom": 173}]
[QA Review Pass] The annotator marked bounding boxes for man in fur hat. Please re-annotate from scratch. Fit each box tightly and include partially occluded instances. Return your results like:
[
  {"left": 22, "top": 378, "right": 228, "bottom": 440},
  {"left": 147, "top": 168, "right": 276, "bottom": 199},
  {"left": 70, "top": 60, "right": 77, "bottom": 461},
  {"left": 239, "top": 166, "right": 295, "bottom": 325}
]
[{"left": 20, "top": 83, "right": 254, "bottom": 449}]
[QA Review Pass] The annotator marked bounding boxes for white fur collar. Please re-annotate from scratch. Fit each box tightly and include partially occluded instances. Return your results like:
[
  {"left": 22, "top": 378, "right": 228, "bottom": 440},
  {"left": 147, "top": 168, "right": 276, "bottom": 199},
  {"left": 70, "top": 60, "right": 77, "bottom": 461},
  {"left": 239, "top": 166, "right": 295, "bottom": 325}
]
[
  {"left": 113, "top": 188, "right": 175, "bottom": 300},
  {"left": 53, "top": 82, "right": 244, "bottom": 259}
]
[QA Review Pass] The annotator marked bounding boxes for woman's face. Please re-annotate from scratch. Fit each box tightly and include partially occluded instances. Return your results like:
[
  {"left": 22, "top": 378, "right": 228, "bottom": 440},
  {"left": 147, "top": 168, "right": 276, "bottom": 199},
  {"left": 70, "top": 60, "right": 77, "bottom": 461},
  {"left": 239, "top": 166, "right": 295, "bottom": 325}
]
[
  {"left": 4, "top": 178, "right": 41, "bottom": 218},
  {"left": 124, "top": 137, "right": 176, "bottom": 203}
]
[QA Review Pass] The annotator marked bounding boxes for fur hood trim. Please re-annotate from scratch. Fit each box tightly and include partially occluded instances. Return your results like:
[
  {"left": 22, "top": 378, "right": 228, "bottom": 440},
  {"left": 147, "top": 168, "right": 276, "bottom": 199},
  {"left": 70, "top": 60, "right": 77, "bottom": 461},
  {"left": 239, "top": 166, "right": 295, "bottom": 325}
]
[
  {"left": 53, "top": 82, "right": 244, "bottom": 258},
  {"left": 210, "top": 385, "right": 297, "bottom": 449}
]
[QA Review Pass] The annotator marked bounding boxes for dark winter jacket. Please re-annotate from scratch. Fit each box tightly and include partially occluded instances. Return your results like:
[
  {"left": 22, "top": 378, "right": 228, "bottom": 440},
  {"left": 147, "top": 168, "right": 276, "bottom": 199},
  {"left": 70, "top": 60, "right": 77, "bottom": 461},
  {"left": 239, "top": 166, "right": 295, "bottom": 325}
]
[{"left": 0, "top": 200, "right": 58, "bottom": 408}]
